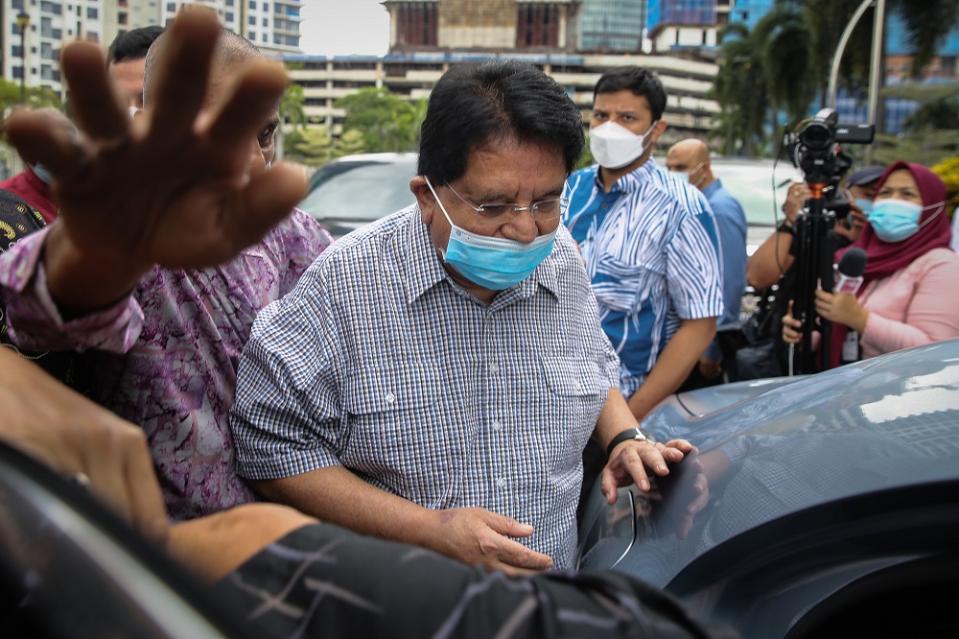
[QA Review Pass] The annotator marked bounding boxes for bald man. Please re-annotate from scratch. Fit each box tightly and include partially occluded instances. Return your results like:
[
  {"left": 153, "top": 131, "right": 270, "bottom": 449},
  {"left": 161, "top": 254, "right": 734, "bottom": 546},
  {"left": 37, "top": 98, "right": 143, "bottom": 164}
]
[
  {"left": 667, "top": 139, "right": 747, "bottom": 383},
  {"left": 0, "top": 12, "right": 333, "bottom": 519}
]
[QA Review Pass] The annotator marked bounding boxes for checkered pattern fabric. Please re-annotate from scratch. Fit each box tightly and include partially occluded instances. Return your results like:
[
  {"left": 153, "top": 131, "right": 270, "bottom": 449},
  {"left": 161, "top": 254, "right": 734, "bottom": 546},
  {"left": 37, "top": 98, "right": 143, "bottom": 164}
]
[{"left": 230, "top": 206, "right": 621, "bottom": 568}]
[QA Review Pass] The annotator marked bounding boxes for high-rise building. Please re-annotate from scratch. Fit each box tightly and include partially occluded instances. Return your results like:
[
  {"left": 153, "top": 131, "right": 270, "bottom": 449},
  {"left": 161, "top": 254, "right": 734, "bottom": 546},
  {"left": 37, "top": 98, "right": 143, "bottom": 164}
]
[
  {"left": 645, "top": 0, "right": 720, "bottom": 54},
  {"left": 646, "top": 0, "right": 715, "bottom": 32},
  {"left": 578, "top": 0, "right": 647, "bottom": 52},
  {"left": 1, "top": 0, "right": 300, "bottom": 98},
  {"left": 727, "top": 0, "right": 771, "bottom": 29},
  {"left": 383, "top": 0, "right": 580, "bottom": 52},
  {"left": 2, "top": 0, "right": 104, "bottom": 96},
  {"left": 288, "top": 0, "right": 720, "bottom": 144},
  {"left": 159, "top": 0, "right": 302, "bottom": 54}
]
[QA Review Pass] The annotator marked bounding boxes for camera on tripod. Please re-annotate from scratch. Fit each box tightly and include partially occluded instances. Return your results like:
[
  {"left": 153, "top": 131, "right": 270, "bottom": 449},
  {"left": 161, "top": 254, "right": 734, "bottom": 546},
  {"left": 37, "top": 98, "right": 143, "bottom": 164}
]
[
  {"left": 781, "top": 108, "right": 875, "bottom": 375},
  {"left": 785, "top": 108, "right": 875, "bottom": 218}
]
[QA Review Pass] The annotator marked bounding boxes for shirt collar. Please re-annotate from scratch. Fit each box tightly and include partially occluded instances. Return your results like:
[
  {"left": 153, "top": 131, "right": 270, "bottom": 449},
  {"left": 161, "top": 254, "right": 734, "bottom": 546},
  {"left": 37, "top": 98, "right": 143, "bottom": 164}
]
[
  {"left": 403, "top": 206, "right": 449, "bottom": 304},
  {"left": 402, "top": 206, "right": 561, "bottom": 305},
  {"left": 702, "top": 178, "right": 723, "bottom": 199},
  {"left": 592, "top": 156, "right": 658, "bottom": 195}
]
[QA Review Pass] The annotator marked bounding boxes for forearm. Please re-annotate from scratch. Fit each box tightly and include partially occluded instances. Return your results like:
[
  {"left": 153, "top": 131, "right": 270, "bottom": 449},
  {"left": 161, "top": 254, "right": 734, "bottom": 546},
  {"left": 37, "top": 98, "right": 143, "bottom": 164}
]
[
  {"left": 44, "top": 222, "right": 149, "bottom": 317},
  {"left": 627, "top": 318, "right": 717, "bottom": 421},
  {"left": 747, "top": 231, "right": 793, "bottom": 289},
  {"left": 593, "top": 388, "right": 641, "bottom": 449},
  {"left": 253, "top": 465, "right": 438, "bottom": 549},
  {"left": 167, "top": 503, "right": 316, "bottom": 582}
]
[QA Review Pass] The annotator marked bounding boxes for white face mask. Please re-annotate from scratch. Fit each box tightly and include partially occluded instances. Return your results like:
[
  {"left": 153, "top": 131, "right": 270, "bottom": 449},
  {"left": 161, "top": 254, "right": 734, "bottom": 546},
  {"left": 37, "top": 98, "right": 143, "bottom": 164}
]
[
  {"left": 671, "top": 162, "right": 703, "bottom": 187},
  {"left": 589, "top": 120, "right": 658, "bottom": 170}
]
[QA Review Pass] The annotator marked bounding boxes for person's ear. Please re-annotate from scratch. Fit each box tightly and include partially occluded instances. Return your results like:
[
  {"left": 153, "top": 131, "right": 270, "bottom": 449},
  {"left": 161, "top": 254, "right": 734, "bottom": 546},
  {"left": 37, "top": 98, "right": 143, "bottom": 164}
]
[
  {"left": 410, "top": 176, "right": 435, "bottom": 224},
  {"left": 651, "top": 120, "right": 668, "bottom": 144}
]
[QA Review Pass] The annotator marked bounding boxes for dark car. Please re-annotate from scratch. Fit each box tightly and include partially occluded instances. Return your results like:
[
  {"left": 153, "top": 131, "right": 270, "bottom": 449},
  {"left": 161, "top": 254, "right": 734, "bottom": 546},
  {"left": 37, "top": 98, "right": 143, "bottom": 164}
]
[
  {"left": 578, "top": 339, "right": 959, "bottom": 638},
  {"left": 297, "top": 153, "right": 418, "bottom": 238}
]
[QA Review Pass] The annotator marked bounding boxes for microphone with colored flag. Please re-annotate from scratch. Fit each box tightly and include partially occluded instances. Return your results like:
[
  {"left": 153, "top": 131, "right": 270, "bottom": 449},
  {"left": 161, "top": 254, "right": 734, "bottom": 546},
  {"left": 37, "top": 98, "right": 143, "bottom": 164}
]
[{"left": 834, "top": 247, "right": 867, "bottom": 294}]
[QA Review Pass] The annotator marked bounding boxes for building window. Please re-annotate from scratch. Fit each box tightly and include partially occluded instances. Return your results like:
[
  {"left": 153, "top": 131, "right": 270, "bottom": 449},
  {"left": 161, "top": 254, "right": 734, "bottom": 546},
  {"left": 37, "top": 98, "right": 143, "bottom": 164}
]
[
  {"left": 226, "top": 11, "right": 234, "bottom": 21},
  {"left": 12, "top": 0, "right": 24, "bottom": 9},
  {"left": 11, "top": 45, "right": 23, "bottom": 58},
  {"left": 396, "top": 2, "right": 438, "bottom": 48},
  {"left": 516, "top": 4, "right": 560, "bottom": 48},
  {"left": 249, "top": 30, "right": 256, "bottom": 40},
  {"left": 88, "top": 32, "right": 99, "bottom": 42},
  {"left": 87, "top": 7, "right": 98, "bottom": 18},
  {"left": 12, "top": 66, "right": 24, "bottom": 79},
  {"left": 262, "top": 17, "right": 268, "bottom": 26},
  {"left": 118, "top": 13, "right": 127, "bottom": 25},
  {"left": 249, "top": 0, "right": 255, "bottom": 8},
  {"left": 248, "top": 15, "right": 255, "bottom": 25},
  {"left": 167, "top": 2, "right": 175, "bottom": 12}
]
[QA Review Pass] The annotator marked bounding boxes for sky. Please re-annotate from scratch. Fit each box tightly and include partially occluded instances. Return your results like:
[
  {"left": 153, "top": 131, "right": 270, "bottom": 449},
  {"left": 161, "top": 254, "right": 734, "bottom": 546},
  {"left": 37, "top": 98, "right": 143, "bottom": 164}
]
[{"left": 299, "top": 0, "right": 391, "bottom": 57}]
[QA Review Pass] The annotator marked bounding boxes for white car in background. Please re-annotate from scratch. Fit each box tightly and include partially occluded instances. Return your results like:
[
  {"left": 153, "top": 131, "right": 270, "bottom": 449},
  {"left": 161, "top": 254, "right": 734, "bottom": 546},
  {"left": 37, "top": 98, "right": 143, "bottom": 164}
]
[{"left": 297, "top": 152, "right": 802, "bottom": 252}]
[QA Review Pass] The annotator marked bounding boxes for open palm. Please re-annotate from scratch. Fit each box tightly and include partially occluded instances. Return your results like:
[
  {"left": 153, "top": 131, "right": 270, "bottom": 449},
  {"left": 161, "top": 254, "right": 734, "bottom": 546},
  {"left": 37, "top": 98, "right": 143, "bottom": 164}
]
[{"left": 5, "top": 10, "right": 306, "bottom": 273}]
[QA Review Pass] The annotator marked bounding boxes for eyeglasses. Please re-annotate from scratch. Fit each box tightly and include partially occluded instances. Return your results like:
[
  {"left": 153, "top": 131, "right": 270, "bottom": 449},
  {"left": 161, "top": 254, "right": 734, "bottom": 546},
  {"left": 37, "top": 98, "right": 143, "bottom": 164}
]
[{"left": 445, "top": 183, "right": 569, "bottom": 221}]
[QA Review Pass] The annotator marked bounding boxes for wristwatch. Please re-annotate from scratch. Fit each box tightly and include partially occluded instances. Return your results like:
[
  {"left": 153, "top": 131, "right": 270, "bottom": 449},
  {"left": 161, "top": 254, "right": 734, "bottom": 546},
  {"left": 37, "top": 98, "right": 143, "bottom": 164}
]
[
  {"left": 606, "top": 427, "right": 652, "bottom": 458},
  {"left": 776, "top": 220, "right": 795, "bottom": 236}
]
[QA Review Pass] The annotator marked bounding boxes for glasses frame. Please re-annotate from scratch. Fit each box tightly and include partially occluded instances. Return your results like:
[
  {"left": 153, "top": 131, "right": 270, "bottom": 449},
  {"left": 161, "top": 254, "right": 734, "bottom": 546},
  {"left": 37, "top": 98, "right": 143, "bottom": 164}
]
[{"left": 444, "top": 182, "right": 569, "bottom": 221}]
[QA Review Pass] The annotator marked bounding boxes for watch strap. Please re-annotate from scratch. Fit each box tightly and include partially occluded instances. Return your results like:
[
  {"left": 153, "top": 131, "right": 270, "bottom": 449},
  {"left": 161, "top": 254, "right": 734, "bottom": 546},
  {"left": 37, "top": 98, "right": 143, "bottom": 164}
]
[{"left": 606, "top": 427, "right": 652, "bottom": 458}]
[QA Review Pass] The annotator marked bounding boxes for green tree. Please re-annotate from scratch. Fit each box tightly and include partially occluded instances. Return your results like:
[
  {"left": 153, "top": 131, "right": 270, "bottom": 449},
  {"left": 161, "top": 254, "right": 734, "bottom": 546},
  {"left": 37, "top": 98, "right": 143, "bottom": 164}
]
[
  {"left": 335, "top": 88, "right": 424, "bottom": 153},
  {"left": 279, "top": 84, "right": 307, "bottom": 131},
  {"left": 0, "top": 78, "right": 64, "bottom": 143},
  {"left": 335, "top": 128, "right": 367, "bottom": 157},
  {"left": 287, "top": 125, "right": 335, "bottom": 167},
  {"left": 713, "top": 23, "right": 770, "bottom": 156}
]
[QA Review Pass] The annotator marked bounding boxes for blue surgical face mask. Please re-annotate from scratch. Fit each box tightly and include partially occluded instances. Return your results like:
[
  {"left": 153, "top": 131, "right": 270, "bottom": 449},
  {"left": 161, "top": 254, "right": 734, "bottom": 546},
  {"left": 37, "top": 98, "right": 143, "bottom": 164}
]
[
  {"left": 868, "top": 198, "right": 943, "bottom": 243},
  {"left": 855, "top": 198, "right": 874, "bottom": 216},
  {"left": 425, "top": 177, "right": 556, "bottom": 291}
]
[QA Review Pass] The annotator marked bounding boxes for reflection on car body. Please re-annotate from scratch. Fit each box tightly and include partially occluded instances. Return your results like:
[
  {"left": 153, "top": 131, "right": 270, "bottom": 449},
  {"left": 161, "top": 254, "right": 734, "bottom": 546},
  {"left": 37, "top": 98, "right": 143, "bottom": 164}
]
[{"left": 579, "top": 339, "right": 959, "bottom": 638}]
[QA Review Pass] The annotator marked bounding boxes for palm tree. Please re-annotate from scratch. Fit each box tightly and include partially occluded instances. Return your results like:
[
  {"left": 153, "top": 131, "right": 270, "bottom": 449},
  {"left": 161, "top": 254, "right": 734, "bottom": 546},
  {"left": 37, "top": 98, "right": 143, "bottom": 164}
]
[{"left": 713, "top": 23, "right": 769, "bottom": 156}]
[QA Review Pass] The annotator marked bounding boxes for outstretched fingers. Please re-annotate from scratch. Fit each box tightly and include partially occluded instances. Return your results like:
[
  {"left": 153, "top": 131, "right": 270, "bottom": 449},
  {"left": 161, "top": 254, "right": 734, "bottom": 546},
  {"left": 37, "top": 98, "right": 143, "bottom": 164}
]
[
  {"left": 59, "top": 42, "right": 129, "bottom": 144},
  {"left": 146, "top": 8, "right": 221, "bottom": 140},
  {"left": 5, "top": 109, "right": 90, "bottom": 179}
]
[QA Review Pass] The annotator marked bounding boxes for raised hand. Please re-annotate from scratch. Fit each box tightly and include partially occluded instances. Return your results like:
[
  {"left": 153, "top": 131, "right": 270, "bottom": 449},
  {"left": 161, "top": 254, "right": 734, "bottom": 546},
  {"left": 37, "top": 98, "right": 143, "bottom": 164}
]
[{"left": 5, "top": 9, "right": 307, "bottom": 312}]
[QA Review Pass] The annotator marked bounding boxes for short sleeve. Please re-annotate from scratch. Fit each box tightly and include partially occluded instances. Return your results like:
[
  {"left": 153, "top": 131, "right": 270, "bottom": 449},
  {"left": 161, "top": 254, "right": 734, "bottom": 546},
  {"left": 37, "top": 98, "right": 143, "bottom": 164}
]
[
  {"left": 230, "top": 260, "right": 345, "bottom": 480},
  {"left": 665, "top": 205, "right": 724, "bottom": 321}
]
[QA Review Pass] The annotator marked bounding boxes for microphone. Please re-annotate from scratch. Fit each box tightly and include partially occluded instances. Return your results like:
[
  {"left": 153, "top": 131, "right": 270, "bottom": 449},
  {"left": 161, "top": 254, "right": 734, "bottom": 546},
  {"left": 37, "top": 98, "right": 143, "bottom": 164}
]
[{"left": 834, "top": 247, "right": 867, "bottom": 294}]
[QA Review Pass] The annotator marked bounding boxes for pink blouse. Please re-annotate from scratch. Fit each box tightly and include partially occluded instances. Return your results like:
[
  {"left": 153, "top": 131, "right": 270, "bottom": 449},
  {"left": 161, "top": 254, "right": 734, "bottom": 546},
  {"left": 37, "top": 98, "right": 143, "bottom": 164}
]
[{"left": 860, "top": 248, "right": 959, "bottom": 358}]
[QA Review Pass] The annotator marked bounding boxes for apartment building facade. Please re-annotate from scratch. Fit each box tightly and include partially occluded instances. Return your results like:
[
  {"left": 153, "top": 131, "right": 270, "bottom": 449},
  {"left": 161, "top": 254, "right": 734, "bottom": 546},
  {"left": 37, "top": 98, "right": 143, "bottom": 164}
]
[
  {"left": 286, "top": 49, "right": 719, "bottom": 144},
  {"left": 2, "top": 0, "right": 301, "bottom": 96}
]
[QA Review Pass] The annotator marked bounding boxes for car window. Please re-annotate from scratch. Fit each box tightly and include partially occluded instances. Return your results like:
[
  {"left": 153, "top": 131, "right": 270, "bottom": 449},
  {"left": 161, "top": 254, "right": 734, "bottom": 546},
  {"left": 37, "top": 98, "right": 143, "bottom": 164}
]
[
  {"left": 711, "top": 161, "right": 804, "bottom": 227},
  {"left": 298, "top": 160, "right": 417, "bottom": 222}
]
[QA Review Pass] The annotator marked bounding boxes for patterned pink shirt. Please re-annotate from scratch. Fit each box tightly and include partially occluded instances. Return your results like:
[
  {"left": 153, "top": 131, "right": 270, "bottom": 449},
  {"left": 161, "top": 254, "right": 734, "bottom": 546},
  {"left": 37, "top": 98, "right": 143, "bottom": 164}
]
[{"left": 0, "top": 210, "right": 332, "bottom": 519}]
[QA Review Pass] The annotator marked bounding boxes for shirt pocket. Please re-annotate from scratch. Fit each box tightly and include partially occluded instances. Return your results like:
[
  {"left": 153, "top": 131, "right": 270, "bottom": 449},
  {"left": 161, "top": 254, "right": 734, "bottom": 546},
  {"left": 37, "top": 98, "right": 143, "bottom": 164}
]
[
  {"left": 593, "top": 255, "right": 664, "bottom": 314},
  {"left": 339, "top": 361, "right": 458, "bottom": 507},
  {"left": 538, "top": 356, "right": 607, "bottom": 472}
]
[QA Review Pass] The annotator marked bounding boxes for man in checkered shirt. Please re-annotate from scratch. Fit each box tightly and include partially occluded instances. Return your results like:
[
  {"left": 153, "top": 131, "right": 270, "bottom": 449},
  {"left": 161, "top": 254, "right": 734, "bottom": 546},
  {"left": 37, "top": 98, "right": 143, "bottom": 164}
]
[{"left": 230, "top": 61, "right": 693, "bottom": 572}]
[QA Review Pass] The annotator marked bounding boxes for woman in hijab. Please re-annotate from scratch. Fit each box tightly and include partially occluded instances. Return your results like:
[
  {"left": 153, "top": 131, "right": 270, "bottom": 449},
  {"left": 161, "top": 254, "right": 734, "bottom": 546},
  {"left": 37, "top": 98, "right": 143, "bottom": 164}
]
[{"left": 783, "top": 161, "right": 959, "bottom": 366}]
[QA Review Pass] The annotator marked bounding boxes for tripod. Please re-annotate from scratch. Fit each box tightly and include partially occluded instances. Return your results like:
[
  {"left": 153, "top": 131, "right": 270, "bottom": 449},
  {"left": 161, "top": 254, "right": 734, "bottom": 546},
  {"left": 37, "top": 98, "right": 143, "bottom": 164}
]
[{"left": 790, "top": 183, "right": 837, "bottom": 375}]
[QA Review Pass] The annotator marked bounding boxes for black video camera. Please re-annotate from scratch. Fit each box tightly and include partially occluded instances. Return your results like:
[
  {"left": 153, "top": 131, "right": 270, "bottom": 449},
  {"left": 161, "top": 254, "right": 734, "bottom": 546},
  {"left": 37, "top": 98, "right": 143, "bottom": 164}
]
[{"left": 786, "top": 108, "right": 875, "bottom": 217}]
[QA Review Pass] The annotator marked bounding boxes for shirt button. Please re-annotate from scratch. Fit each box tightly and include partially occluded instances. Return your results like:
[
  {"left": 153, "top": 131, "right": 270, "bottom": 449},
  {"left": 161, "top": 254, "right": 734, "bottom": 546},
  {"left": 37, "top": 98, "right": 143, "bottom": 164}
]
[
  {"left": 385, "top": 393, "right": 396, "bottom": 404},
  {"left": 489, "top": 362, "right": 500, "bottom": 373},
  {"left": 492, "top": 420, "right": 503, "bottom": 432},
  {"left": 496, "top": 477, "right": 508, "bottom": 489}
]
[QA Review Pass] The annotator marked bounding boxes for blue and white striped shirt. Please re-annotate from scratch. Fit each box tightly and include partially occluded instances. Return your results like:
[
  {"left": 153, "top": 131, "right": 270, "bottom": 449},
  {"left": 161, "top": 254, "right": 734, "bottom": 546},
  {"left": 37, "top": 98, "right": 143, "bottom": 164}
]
[
  {"left": 564, "top": 159, "right": 724, "bottom": 397},
  {"left": 230, "top": 206, "right": 621, "bottom": 569}
]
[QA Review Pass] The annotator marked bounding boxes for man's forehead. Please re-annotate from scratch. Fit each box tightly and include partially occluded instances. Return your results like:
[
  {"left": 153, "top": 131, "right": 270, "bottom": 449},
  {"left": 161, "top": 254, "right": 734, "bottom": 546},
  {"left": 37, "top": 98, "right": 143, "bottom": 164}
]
[
  {"left": 593, "top": 90, "right": 651, "bottom": 113},
  {"left": 109, "top": 58, "right": 146, "bottom": 82}
]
